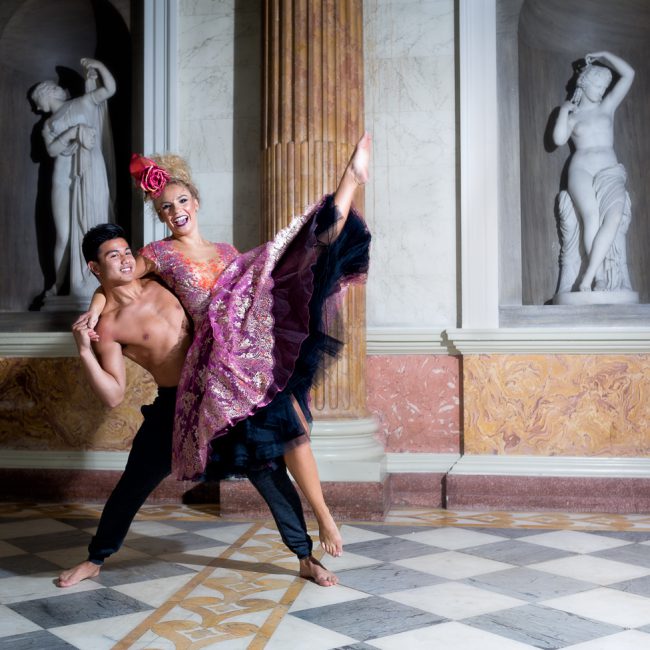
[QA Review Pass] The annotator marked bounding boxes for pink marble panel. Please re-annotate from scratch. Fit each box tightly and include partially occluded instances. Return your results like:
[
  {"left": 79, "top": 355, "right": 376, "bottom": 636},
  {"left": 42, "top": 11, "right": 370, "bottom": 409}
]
[
  {"left": 367, "top": 354, "right": 460, "bottom": 453},
  {"left": 447, "top": 474, "right": 650, "bottom": 513},
  {"left": 464, "top": 354, "right": 650, "bottom": 456}
]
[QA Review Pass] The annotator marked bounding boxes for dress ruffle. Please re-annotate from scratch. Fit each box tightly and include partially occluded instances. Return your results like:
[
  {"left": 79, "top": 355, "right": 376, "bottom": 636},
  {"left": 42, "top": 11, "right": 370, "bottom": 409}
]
[{"left": 173, "top": 195, "right": 370, "bottom": 480}]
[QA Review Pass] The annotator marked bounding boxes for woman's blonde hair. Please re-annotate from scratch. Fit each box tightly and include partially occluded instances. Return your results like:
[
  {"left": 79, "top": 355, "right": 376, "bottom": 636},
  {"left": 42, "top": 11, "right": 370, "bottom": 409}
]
[{"left": 145, "top": 153, "right": 200, "bottom": 203}]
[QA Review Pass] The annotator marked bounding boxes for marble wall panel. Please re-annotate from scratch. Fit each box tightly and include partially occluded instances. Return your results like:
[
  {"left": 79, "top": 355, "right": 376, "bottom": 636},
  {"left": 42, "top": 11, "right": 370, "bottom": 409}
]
[
  {"left": 178, "top": 0, "right": 261, "bottom": 253},
  {"left": 0, "top": 358, "right": 157, "bottom": 451},
  {"left": 364, "top": 0, "right": 457, "bottom": 328},
  {"left": 367, "top": 354, "right": 460, "bottom": 452},
  {"left": 463, "top": 354, "right": 650, "bottom": 456}
]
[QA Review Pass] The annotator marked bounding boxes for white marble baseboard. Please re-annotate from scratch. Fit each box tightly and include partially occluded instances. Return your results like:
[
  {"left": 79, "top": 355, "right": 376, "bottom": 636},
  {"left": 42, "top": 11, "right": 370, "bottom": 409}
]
[
  {"left": 450, "top": 454, "right": 650, "bottom": 478},
  {"left": 4, "top": 451, "right": 647, "bottom": 480}
]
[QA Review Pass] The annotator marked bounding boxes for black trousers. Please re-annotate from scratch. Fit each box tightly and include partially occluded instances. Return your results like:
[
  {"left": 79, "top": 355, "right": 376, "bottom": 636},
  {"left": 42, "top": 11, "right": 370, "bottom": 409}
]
[{"left": 87, "top": 386, "right": 312, "bottom": 564}]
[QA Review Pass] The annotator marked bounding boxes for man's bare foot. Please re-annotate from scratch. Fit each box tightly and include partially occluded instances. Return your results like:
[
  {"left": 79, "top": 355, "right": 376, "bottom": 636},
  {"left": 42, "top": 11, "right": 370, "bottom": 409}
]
[
  {"left": 57, "top": 561, "right": 101, "bottom": 587},
  {"left": 347, "top": 131, "right": 372, "bottom": 186},
  {"left": 299, "top": 555, "right": 338, "bottom": 587},
  {"left": 317, "top": 512, "right": 343, "bottom": 557}
]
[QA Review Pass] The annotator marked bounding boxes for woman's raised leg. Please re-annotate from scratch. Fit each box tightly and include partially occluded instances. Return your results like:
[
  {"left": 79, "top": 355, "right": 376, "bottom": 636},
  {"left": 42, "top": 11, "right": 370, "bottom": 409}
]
[{"left": 319, "top": 132, "right": 372, "bottom": 244}]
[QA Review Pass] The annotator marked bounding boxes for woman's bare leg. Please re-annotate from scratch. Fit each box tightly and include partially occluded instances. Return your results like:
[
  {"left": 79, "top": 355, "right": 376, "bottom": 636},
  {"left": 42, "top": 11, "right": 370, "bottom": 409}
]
[
  {"left": 319, "top": 132, "right": 371, "bottom": 243},
  {"left": 284, "top": 439, "right": 342, "bottom": 557},
  {"left": 282, "top": 133, "right": 372, "bottom": 556}
]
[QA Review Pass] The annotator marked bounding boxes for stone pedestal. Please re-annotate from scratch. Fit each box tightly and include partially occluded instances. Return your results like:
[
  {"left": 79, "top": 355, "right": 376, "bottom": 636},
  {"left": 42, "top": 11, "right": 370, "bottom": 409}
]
[{"left": 553, "top": 290, "right": 639, "bottom": 305}]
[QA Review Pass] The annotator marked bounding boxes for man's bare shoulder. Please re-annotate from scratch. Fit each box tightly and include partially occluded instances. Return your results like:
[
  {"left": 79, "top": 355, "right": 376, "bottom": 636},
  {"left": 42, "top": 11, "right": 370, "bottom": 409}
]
[
  {"left": 140, "top": 276, "right": 183, "bottom": 311},
  {"left": 140, "top": 275, "right": 175, "bottom": 296},
  {"left": 94, "top": 309, "right": 119, "bottom": 347}
]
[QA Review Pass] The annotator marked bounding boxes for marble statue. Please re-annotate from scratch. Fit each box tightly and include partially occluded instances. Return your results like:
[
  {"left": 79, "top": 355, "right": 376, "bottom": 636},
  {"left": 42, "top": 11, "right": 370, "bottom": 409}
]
[
  {"left": 551, "top": 51, "right": 638, "bottom": 305},
  {"left": 31, "top": 58, "right": 116, "bottom": 308}
]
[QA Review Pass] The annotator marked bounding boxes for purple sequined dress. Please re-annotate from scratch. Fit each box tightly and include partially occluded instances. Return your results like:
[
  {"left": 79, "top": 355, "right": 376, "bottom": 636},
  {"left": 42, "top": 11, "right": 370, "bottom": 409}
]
[{"left": 140, "top": 195, "right": 370, "bottom": 481}]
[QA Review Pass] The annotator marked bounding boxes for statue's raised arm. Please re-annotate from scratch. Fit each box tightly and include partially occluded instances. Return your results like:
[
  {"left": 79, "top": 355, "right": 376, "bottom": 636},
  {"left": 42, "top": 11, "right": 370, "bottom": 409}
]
[
  {"left": 81, "top": 58, "right": 116, "bottom": 103},
  {"left": 584, "top": 51, "right": 634, "bottom": 114}
]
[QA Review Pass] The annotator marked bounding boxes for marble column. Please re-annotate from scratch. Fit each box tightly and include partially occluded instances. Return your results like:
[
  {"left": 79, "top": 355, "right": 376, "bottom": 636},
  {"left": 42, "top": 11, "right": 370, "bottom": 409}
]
[{"left": 261, "top": 0, "right": 384, "bottom": 486}]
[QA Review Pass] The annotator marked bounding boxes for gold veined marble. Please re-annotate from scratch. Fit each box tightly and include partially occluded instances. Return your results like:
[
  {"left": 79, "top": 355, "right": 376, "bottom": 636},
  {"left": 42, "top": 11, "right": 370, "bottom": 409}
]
[
  {"left": 0, "top": 357, "right": 157, "bottom": 451},
  {"left": 463, "top": 354, "right": 650, "bottom": 456}
]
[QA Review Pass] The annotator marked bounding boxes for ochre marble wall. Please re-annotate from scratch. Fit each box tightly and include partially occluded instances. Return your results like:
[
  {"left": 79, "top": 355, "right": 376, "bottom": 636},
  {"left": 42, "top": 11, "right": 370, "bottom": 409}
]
[
  {"left": 0, "top": 358, "right": 157, "bottom": 451},
  {"left": 463, "top": 354, "right": 650, "bottom": 456},
  {"left": 367, "top": 354, "right": 460, "bottom": 453}
]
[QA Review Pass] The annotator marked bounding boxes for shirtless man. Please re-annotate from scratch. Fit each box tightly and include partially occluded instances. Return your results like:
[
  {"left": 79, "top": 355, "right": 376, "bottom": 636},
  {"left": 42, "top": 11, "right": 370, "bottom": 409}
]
[{"left": 58, "top": 223, "right": 337, "bottom": 588}]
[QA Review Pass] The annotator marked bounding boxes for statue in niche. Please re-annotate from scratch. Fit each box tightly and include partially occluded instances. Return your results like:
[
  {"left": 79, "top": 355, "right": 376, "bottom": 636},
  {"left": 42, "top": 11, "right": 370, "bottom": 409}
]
[
  {"left": 31, "top": 58, "right": 116, "bottom": 308},
  {"left": 551, "top": 51, "right": 638, "bottom": 305}
]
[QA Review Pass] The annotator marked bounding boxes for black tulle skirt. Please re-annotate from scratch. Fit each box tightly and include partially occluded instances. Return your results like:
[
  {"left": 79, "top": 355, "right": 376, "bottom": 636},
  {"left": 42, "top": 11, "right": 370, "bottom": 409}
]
[{"left": 205, "top": 195, "right": 370, "bottom": 479}]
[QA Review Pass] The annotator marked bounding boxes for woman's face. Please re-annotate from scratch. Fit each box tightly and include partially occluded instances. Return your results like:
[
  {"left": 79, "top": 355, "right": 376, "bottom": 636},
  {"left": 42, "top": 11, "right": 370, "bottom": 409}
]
[{"left": 154, "top": 182, "right": 200, "bottom": 237}]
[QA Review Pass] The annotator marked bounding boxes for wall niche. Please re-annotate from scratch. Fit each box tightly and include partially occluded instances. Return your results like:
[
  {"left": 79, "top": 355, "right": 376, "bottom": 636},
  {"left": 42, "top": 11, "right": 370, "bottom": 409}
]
[
  {"left": 0, "top": 0, "right": 132, "bottom": 316},
  {"left": 498, "top": 0, "right": 650, "bottom": 326}
]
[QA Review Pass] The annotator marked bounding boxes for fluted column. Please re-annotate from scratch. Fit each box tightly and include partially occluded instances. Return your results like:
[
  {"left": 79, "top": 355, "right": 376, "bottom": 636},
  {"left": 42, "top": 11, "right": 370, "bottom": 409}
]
[{"left": 262, "top": 0, "right": 383, "bottom": 480}]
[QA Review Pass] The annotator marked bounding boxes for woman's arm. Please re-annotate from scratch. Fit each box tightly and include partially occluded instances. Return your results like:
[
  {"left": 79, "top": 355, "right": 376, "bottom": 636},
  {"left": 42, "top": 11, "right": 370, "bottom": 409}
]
[
  {"left": 74, "top": 254, "right": 155, "bottom": 334},
  {"left": 73, "top": 287, "right": 107, "bottom": 337},
  {"left": 134, "top": 253, "right": 156, "bottom": 278},
  {"left": 587, "top": 51, "right": 634, "bottom": 112}
]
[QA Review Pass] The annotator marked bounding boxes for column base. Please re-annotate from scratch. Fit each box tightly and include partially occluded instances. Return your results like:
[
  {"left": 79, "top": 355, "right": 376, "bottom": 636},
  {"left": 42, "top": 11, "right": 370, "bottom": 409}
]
[
  {"left": 220, "top": 417, "right": 389, "bottom": 519},
  {"left": 220, "top": 475, "right": 391, "bottom": 521},
  {"left": 309, "top": 416, "right": 386, "bottom": 482}
]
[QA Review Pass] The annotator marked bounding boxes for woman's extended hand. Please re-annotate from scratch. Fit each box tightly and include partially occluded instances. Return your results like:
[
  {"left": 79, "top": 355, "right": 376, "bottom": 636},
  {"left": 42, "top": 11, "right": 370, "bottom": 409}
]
[{"left": 73, "top": 310, "right": 100, "bottom": 341}]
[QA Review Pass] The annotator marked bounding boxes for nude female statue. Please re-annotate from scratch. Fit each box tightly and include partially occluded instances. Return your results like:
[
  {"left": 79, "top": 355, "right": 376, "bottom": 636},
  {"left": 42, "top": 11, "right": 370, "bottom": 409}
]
[{"left": 552, "top": 51, "right": 635, "bottom": 297}]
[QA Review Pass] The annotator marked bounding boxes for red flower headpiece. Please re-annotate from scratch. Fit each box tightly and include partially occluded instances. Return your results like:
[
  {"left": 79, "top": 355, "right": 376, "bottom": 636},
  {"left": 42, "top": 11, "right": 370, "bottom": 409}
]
[{"left": 129, "top": 153, "right": 170, "bottom": 198}]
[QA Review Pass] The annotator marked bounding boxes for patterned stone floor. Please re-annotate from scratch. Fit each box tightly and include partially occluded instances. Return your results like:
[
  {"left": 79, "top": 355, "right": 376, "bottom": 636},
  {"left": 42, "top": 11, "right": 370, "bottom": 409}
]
[{"left": 2, "top": 503, "right": 650, "bottom": 649}]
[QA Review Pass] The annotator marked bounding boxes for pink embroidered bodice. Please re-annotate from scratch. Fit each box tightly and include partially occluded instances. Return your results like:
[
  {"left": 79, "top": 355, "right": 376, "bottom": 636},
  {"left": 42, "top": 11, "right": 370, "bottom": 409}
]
[{"left": 139, "top": 239, "right": 239, "bottom": 323}]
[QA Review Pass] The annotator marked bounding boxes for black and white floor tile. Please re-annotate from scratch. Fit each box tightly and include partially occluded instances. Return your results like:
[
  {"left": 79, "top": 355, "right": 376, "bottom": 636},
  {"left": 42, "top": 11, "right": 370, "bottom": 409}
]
[{"left": 1, "top": 504, "right": 650, "bottom": 649}]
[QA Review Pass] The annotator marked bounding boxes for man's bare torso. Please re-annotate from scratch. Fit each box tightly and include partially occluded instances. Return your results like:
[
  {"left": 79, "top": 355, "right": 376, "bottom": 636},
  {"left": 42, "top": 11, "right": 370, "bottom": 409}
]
[{"left": 95, "top": 278, "right": 191, "bottom": 386}]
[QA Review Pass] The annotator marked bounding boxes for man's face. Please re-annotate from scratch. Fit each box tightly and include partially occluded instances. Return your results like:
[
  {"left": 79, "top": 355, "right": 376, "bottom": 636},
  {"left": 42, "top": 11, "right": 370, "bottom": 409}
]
[{"left": 89, "top": 238, "right": 135, "bottom": 286}]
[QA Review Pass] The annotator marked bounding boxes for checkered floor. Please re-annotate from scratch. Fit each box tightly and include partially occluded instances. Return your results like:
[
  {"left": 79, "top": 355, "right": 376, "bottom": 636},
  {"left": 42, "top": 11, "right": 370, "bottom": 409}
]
[{"left": 2, "top": 505, "right": 650, "bottom": 649}]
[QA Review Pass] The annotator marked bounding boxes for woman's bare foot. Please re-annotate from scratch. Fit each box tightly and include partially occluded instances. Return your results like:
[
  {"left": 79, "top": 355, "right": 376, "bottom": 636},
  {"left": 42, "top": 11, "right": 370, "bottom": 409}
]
[
  {"left": 317, "top": 512, "right": 343, "bottom": 557},
  {"left": 299, "top": 555, "right": 338, "bottom": 587},
  {"left": 57, "top": 561, "right": 101, "bottom": 587},
  {"left": 347, "top": 131, "right": 372, "bottom": 186}
]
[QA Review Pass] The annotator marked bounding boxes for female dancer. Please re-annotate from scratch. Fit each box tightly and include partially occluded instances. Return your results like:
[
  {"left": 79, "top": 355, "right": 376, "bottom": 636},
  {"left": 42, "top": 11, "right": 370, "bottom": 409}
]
[{"left": 83, "top": 133, "right": 371, "bottom": 557}]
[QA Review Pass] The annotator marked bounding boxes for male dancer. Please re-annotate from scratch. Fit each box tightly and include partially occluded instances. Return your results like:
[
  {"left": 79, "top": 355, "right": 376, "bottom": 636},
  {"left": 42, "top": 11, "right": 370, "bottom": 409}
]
[{"left": 58, "top": 223, "right": 337, "bottom": 587}]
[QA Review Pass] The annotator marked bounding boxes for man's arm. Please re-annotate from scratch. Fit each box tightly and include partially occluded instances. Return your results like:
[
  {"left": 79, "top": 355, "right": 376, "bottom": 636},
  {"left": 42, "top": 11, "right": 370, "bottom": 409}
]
[{"left": 72, "top": 320, "right": 126, "bottom": 408}]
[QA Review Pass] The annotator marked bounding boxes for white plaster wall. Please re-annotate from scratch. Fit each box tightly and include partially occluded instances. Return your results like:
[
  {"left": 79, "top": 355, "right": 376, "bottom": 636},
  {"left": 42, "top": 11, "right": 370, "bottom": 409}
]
[
  {"left": 364, "top": 0, "right": 457, "bottom": 328},
  {"left": 178, "top": 0, "right": 260, "bottom": 250}
]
